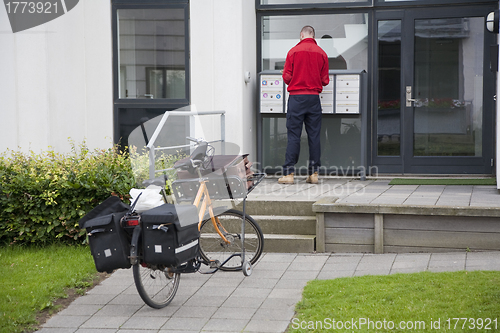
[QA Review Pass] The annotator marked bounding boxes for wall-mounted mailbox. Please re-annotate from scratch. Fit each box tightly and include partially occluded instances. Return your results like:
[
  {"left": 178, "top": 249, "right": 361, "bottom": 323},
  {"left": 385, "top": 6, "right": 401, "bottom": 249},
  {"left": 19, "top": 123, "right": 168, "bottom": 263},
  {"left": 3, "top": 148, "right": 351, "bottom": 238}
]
[
  {"left": 336, "top": 74, "right": 360, "bottom": 114},
  {"left": 319, "top": 75, "right": 334, "bottom": 113},
  {"left": 259, "top": 70, "right": 365, "bottom": 115},
  {"left": 260, "top": 72, "right": 285, "bottom": 113}
]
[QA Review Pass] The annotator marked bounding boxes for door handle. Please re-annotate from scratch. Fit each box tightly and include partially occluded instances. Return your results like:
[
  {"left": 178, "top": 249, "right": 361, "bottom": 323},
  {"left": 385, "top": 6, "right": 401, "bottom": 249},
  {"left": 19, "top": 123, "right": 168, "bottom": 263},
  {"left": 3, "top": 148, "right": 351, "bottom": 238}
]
[{"left": 406, "top": 86, "right": 416, "bottom": 107}]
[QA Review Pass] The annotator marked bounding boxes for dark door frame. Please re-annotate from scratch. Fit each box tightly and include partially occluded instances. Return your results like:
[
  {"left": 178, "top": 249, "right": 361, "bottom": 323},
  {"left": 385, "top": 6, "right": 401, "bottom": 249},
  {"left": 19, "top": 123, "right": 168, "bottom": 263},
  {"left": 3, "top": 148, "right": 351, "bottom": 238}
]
[{"left": 372, "top": 4, "right": 497, "bottom": 174}]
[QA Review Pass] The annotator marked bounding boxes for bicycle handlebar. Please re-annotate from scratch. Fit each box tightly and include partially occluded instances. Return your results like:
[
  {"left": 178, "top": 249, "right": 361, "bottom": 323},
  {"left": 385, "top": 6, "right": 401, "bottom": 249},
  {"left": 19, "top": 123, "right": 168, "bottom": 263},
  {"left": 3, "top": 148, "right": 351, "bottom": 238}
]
[{"left": 186, "top": 136, "right": 207, "bottom": 145}]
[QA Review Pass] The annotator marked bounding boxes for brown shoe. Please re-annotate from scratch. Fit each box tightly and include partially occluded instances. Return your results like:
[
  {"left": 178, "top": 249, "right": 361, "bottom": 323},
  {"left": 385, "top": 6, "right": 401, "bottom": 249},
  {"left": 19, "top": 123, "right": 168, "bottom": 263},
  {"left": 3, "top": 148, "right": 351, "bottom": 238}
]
[
  {"left": 278, "top": 173, "right": 294, "bottom": 184},
  {"left": 306, "top": 172, "right": 318, "bottom": 184}
]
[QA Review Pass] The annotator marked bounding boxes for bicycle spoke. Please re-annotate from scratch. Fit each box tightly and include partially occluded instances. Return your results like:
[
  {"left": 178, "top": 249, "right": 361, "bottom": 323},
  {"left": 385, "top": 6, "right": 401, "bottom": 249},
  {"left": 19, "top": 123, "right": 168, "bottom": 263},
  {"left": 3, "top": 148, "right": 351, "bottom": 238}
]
[
  {"left": 133, "top": 264, "right": 180, "bottom": 308},
  {"left": 199, "top": 210, "right": 264, "bottom": 271}
]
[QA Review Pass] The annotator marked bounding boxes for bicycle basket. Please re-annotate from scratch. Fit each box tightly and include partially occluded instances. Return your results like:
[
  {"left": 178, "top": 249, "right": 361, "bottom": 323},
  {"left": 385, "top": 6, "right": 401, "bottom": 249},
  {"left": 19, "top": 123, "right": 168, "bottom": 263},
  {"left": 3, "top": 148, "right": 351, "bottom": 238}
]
[{"left": 172, "top": 154, "right": 250, "bottom": 202}]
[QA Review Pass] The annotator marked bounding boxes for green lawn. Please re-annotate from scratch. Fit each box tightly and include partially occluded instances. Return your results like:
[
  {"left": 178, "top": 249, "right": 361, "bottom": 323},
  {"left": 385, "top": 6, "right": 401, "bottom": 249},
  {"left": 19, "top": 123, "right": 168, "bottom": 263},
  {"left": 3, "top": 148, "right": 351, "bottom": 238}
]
[
  {"left": 289, "top": 271, "right": 500, "bottom": 332},
  {"left": 0, "top": 244, "right": 97, "bottom": 333}
]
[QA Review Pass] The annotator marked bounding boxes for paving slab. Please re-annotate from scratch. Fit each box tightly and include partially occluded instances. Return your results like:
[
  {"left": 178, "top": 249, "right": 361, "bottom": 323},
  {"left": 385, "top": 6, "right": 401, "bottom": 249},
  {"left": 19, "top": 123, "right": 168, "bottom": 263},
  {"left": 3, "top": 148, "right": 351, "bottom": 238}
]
[
  {"left": 75, "top": 329, "right": 118, "bottom": 333},
  {"left": 121, "top": 316, "right": 169, "bottom": 330},
  {"left": 321, "top": 262, "right": 359, "bottom": 271},
  {"left": 212, "top": 307, "right": 256, "bottom": 320},
  {"left": 171, "top": 306, "right": 218, "bottom": 319},
  {"left": 243, "top": 319, "right": 291, "bottom": 333},
  {"left": 37, "top": 329, "right": 77, "bottom": 333},
  {"left": 202, "top": 318, "right": 249, "bottom": 332},
  {"left": 79, "top": 316, "right": 129, "bottom": 329},
  {"left": 317, "top": 270, "right": 355, "bottom": 279}
]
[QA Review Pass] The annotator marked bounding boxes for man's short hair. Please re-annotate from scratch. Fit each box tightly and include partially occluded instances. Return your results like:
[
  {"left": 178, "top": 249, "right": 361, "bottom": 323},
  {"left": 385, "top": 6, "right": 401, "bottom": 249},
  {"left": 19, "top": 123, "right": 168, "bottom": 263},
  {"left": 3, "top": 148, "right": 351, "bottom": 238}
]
[{"left": 301, "top": 25, "right": 315, "bottom": 38}]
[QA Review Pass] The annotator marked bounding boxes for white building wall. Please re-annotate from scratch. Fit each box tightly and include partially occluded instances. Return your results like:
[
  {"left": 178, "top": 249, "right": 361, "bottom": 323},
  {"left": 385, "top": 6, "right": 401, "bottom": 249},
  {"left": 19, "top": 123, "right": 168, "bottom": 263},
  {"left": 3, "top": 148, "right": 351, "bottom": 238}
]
[
  {"left": 190, "top": 0, "right": 257, "bottom": 158},
  {"left": 1, "top": 0, "right": 257, "bottom": 157},
  {"left": 0, "top": 0, "right": 113, "bottom": 153}
]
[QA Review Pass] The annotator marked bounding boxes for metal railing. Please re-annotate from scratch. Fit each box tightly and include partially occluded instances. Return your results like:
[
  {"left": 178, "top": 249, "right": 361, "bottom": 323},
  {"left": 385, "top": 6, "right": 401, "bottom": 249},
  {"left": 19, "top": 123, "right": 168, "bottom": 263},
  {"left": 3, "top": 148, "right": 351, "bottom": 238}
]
[{"left": 146, "top": 110, "right": 226, "bottom": 179}]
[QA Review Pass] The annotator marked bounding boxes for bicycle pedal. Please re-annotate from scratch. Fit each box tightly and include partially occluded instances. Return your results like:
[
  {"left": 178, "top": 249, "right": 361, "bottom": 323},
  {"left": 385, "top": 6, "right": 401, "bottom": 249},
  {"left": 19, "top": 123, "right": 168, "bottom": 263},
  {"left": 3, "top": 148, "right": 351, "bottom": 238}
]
[{"left": 209, "top": 260, "right": 221, "bottom": 268}]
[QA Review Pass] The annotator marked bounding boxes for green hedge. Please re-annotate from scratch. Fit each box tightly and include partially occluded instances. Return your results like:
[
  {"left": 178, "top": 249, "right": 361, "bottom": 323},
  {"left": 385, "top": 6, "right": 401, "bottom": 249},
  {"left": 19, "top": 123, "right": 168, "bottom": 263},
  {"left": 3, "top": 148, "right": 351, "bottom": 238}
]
[{"left": 0, "top": 142, "right": 135, "bottom": 245}]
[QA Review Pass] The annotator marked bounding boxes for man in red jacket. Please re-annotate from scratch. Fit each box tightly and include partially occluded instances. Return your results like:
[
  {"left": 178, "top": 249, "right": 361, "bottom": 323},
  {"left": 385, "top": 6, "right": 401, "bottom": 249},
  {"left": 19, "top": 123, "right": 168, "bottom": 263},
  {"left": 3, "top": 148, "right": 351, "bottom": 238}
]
[{"left": 278, "top": 25, "right": 329, "bottom": 184}]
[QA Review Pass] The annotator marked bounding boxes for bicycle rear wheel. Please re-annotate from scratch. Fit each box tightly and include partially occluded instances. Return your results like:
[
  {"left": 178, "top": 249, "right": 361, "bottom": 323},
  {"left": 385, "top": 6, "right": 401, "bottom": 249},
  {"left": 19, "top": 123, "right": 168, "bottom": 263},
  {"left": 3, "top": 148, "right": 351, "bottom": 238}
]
[
  {"left": 133, "top": 263, "right": 180, "bottom": 308},
  {"left": 199, "top": 209, "right": 264, "bottom": 271}
]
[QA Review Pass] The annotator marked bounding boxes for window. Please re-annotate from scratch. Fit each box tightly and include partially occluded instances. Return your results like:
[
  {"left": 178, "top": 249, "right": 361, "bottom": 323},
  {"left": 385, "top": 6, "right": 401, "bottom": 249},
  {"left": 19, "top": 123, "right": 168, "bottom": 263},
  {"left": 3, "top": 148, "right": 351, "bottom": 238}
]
[
  {"left": 261, "top": 13, "right": 369, "bottom": 71},
  {"left": 113, "top": 2, "right": 189, "bottom": 147},
  {"left": 260, "top": 13, "right": 368, "bottom": 172},
  {"left": 146, "top": 67, "right": 185, "bottom": 99},
  {"left": 413, "top": 17, "right": 484, "bottom": 157},
  {"left": 117, "top": 8, "right": 187, "bottom": 100},
  {"left": 260, "top": 0, "right": 369, "bottom": 5}
]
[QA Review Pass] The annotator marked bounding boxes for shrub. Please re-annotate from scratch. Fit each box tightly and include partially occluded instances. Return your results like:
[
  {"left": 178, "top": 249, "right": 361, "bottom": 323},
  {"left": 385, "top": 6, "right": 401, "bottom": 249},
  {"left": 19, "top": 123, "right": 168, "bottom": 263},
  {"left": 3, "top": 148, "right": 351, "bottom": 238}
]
[
  {"left": 0, "top": 142, "right": 135, "bottom": 245},
  {"left": 128, "top": 145, "right": 185, "bottom": 196}
]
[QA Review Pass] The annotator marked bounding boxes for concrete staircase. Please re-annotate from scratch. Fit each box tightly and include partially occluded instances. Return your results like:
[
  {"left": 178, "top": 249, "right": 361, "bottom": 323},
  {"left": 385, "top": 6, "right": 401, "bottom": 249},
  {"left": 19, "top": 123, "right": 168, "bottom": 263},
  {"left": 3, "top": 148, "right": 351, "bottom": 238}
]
[{"left": 240, "top": 200, "right": 317, "bottom": 253}]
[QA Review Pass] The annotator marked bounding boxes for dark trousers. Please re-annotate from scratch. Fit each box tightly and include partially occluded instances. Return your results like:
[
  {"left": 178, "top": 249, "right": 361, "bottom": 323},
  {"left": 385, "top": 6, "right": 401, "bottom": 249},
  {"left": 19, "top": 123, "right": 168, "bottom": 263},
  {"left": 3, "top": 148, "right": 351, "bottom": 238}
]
[{"left": 282, "top": 94, "right": 322, "bottom": 176}]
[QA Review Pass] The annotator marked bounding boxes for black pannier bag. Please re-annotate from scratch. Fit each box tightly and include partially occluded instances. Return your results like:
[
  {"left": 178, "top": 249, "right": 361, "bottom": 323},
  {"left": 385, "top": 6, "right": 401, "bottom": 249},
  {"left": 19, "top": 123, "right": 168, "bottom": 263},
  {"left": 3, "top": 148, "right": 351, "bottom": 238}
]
[
  {"left": 79, "top": 196, "right": 132, "bottom": 273},
  {"left": 141, "top": 203, "right": 199, "bottom": 266}
]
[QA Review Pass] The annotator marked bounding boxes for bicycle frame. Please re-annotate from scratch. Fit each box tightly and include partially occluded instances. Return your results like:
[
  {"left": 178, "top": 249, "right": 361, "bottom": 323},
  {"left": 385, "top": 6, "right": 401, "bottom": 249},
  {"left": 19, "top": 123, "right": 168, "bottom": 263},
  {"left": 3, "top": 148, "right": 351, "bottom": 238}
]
[{"left": 192, "top": 178, "right": 231, "bottom": 244}]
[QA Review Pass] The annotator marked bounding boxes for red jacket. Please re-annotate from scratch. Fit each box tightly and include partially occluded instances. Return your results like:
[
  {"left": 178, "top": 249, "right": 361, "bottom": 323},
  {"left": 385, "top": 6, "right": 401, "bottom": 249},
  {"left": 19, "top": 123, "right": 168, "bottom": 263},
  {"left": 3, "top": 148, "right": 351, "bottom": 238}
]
[{"left": 282, "top": 38, "right": 329, "bottom": 95}]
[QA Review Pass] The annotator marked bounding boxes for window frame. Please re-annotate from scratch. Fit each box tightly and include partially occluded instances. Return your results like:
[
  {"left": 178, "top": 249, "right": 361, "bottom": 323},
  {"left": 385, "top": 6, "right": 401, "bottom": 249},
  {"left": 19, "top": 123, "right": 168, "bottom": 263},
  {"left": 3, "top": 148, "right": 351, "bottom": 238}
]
[
  {"left": 256, "top": 8, "right": 373, "bottom": 174},
  {"left": 256, "top": 0, "right": 372, "bottom": 11},
  {"left": 374, "top": 0, "right": 494, "bottom": 7},
  {"left": 256, "top": 0, "right": 494, "bottom": 10},
  {"left": 112, "top": 1, "right": 190, "bottom": 106},
  {"left": 112, "top": 0, "right": 190, "bottom": 145}
]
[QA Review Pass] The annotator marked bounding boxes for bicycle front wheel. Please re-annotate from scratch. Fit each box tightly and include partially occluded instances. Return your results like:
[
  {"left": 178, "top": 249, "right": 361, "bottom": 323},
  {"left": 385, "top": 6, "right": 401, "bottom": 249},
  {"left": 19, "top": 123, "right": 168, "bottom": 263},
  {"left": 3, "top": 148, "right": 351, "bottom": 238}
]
[
  {"left": 133, "top": 263, "right": 180, "bottom": 308},
  {"left": 199, "top": 209, "right": 264, "bottom": 271}
]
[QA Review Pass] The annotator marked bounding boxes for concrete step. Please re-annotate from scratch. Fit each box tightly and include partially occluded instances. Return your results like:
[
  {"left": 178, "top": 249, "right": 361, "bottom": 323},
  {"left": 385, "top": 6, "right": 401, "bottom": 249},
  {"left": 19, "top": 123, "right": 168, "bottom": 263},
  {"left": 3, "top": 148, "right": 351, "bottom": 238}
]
[
  {"left": 200, "top": 233, "right": 316, "bottom": 253},
  {"left": 233, "top": 199, "right": 318, "bottom": 253},
  {"left": 237, "top": 200, "right": 316, "bottom": 217},
  {"left": 264, "top": 234, "right": 316, "bottom": 253},
  {"left": 253, "top": 215, "right": 316, "bottom": 235}
]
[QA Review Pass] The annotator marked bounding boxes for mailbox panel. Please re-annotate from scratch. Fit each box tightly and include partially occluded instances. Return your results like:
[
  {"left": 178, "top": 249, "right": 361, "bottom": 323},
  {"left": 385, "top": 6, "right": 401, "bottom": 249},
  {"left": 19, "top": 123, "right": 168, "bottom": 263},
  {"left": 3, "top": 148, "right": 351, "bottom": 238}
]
[
  {"left": 260, "top": 72, "right": 285, "bottom": 113},
  {"left": 336, "top": 103, "right": 360, "bottom": 114},
  {"left": 320, "top": 74, "right": 334, "bottom": 113},
  {"left": 335, "top": 74, "right": 361, "bottom": 114},
  {"left": 259, "top": 71, "right": 364, "bottom": 115},
  {"left": 337, "top": 75, "right": 360, "bottom": 88}
]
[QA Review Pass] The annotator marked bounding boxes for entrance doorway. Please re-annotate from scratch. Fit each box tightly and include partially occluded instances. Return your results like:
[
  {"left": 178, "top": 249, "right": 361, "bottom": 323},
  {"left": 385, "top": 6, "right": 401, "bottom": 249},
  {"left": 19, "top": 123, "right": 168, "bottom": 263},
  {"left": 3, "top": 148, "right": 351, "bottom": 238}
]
[{"left": 374, "top": 6, "right": 496, "bottom": 174}]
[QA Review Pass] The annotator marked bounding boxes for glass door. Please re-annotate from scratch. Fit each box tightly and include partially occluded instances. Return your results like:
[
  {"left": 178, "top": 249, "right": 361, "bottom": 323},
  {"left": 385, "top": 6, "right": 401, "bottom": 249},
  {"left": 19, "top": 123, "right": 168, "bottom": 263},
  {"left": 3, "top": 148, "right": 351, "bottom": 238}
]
[{"left": 375, "top": 5, "right": 496, "bottom": 174}]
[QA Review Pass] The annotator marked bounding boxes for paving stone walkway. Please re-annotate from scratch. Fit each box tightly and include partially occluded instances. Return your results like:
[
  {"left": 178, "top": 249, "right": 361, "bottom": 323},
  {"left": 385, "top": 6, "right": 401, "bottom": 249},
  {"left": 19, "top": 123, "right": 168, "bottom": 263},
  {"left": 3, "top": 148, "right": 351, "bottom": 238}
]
[
  {"left": 38, "top": 178, "right": 500, "bottom": 332},
  {"left": 39, "top": 251, "right": 500, "bottom": 333}
]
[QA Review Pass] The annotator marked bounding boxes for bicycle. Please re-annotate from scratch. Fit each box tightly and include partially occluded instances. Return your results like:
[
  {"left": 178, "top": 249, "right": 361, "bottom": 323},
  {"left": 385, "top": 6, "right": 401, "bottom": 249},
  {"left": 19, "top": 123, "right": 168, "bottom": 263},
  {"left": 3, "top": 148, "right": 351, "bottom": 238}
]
[{"left": 124, "top": 137, "right": 265, "bottom": 308}]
